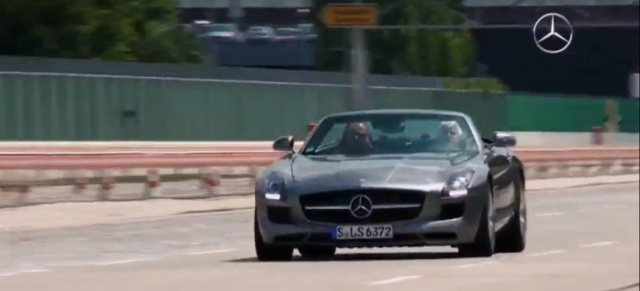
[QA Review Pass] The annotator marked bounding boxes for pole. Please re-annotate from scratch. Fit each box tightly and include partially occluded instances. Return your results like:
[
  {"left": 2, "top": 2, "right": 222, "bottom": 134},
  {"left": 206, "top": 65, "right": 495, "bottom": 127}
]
[{"left": 350, "top": 0, "right": 369, "bottom": 109}]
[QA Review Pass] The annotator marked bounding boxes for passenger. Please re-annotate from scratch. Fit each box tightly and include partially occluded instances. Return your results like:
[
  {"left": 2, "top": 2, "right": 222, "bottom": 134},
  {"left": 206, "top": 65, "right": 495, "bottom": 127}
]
[{"left": 431, "top": 121, "right": 467, "bottom": 151}]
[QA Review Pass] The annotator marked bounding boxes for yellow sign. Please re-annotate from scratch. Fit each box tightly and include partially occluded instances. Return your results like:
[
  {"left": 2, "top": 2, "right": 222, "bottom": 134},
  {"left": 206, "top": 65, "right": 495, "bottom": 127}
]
[{"left": 321, "top": 4, "right": 378, "bottom": 28}]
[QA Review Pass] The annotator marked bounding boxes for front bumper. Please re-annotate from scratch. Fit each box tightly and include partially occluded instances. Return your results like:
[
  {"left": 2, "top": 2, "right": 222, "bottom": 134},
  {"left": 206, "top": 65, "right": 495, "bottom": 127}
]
[{"left": 255, "top": 185, "right": 489, "bottom": 248}]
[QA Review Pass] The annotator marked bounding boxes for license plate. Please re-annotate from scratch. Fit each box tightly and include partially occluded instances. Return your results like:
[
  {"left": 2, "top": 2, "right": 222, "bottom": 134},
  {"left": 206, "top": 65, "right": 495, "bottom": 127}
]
[{"left": 332, "top": 225, "right": 393, "bottom": 240}]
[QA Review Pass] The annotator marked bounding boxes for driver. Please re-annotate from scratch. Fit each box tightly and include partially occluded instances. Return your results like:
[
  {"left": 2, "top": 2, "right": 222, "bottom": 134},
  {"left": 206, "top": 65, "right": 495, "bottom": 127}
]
[{"left": 338, "top": 122, "right": 374, "bottom": 155}]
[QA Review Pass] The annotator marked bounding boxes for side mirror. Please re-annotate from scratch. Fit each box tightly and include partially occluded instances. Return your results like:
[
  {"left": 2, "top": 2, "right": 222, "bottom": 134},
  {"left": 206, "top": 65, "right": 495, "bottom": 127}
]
[
  {"left": 493, "top": 132, "right": 516, "bottom": 147},
  {"left": 273, "top": 135, "right": 295, "bottom": 152}
]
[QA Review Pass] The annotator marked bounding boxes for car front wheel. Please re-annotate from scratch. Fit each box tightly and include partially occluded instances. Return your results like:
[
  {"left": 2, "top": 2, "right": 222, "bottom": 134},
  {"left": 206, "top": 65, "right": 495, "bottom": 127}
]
[
  {"left": 254, "top": 210, "right": 293, "bottom": 261},
  {"left": 496, "top": 175, "right": 527, "bottom": 253},
  {"left": 458, "top": 186, "right": 496, "bottom": 257}
]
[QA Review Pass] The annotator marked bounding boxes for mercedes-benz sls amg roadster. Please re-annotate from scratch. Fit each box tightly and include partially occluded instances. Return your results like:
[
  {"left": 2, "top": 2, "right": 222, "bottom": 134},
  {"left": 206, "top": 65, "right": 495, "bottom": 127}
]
[{"left": 253, "top": 109, "right": 527, "bottom": 261}]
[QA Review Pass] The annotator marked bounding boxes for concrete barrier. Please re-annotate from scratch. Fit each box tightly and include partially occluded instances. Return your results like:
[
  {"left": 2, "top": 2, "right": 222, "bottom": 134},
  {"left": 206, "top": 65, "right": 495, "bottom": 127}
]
[
  {"left": 0, "top": 132, "right": 636, "bottom": 152},
  {"left": 1, "top": 157, "right": 638, "bottom": 208},
  {"left": 511, "top": 132, "right": 639, "bottom": 147},
  {"left": 0, "top": 138, "right": 637, "bottom": 208}
]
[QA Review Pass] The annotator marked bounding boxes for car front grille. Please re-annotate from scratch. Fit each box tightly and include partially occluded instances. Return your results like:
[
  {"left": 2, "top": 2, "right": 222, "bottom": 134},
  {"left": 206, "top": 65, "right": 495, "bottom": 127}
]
[{"left": 299, "top": 189, "right": 425, "bottom": 224}]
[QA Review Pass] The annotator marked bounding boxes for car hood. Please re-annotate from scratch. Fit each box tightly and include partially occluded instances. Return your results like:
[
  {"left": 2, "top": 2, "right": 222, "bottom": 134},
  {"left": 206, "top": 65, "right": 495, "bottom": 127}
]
[{"left": 288, "top": 155, "right": 466, "bottom": 193}]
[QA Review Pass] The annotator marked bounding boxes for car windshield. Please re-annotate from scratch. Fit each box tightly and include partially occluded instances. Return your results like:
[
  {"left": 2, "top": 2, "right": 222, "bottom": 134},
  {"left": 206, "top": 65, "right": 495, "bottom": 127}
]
[{"left": 300, "top": 113, "right": 479, "bottom": 156}]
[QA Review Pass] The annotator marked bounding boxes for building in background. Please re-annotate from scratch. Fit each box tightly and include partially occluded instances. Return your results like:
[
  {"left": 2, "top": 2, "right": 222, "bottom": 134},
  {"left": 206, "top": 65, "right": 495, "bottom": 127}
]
[
  {"left": 178, "top": 0, "right": 315, "bottom": 69},
  {"left": 175, "top": 0, "right": 638, "bottom": 97},
  {"left": 465, "top": 0, "right": 639, "bottom": 97},
  {"left": 178, "top": 0, "right": 311, "bottom": 25},
  {"left": 630, "top": 72, "right": 639, "bottom": 98}
]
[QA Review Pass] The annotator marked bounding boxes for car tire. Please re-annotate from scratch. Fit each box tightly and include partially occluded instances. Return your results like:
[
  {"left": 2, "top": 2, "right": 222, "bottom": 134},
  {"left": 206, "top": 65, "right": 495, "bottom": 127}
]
[
  {"left": 496, "top": 174, "right": 527, "bottom": 253},
  {"left": 458, "top": 186, "right": 496, "bottom": 258},
  {"left": 298, "top": 246, "right": 336, "bottom": 260},
  {"left": 254, "top": 210, "right": 293, "bottom": 262}
]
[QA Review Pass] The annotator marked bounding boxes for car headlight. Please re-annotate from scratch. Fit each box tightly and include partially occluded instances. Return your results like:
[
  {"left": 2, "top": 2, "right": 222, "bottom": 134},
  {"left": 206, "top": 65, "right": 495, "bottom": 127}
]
[
  {"left": 443, "top": 169, "right": 475, "bottom": 197},
  {"left": 264, "top": 175, "right": 285, "bottom": 200}
]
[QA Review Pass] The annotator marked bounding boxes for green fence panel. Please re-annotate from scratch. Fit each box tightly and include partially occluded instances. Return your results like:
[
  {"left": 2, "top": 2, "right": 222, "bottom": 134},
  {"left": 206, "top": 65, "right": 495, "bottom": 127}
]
[
  {"left": 0, "top": 74, "right": 137, "bottom": 140},
  {"left": 156, "top": 82, "right": 353, "bottom": 141},
  {"left": 126, "top": 80, "right": 353, "bottom": 141},
  {"left": 431, "top": 91, "right": 509, "bottom": 137},
  {"left": 0, "top": 75, "right": 356, "bottom": 141},
  {"left": 1, "top": 73, "right": 637, "bottom": 141},
  {"left": 506, "top": 94, "right": 604, "bottom": 132},
  {"left": 618, "top": 99, "right": 640, "bottom": 133},
  {"left": 506, "top": 94, "right": 640, "bottom": 132},
  {"left": 369, "top": 89, "right": 508, "bottom": 138},
  {"left": 369, "top": 88, "right": 435, "bottom": 110}
]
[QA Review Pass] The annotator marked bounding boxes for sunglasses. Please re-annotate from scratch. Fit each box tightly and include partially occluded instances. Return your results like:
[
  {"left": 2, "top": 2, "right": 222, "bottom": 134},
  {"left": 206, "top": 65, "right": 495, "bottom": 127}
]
[{"left": 353, "top": 132, "right": 368, "bottom": 139}]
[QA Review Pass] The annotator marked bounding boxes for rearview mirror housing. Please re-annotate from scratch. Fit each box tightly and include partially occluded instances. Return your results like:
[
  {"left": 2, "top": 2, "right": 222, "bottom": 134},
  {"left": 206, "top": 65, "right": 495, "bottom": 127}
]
[
  {"left": 273, "top": 135, "right": 295, "bottom": 152},
  {"left": 493, "top": 132, "right": 516, "bottom": 147}
]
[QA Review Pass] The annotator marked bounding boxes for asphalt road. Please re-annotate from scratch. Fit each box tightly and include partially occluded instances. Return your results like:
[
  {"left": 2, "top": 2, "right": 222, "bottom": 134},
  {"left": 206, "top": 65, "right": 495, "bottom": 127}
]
[{"left": 0, "top": 183, "right": 638, "bottom": 291}]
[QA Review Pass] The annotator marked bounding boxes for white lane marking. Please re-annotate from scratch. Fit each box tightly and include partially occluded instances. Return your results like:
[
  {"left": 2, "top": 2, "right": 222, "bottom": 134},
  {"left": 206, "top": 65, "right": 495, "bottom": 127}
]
[
  {"left": 579, "top": 241, "right": 619, "bottom": 248},
  {"left": 535, "top": 212, "right": 565, "bottom": 217},
  {"left": 454, "top": 261, "right": 498, "bottom": 269},
  {"left": 528, "top": 250, "right": 565, "bottom": 257},
  {"left": 20, "top": 269, "right": 50, "bottom": 273},
  {"left": 602, "top": 205, "right": 626, "bottom": 209},
  {"left": 185, "top": 248, "right": 238, "bottom": 255},
  {"left": 50, "top": 262, "right": 91, "bottom": 268},
  {"left": 92, "top": 258, "right": 159, "bottom": 266},
  {"left": 0, "top": 269, "right": 51, "bottom": 278},
  {"left": 366, "top": 275, "right": 421, "bottom": 286}
]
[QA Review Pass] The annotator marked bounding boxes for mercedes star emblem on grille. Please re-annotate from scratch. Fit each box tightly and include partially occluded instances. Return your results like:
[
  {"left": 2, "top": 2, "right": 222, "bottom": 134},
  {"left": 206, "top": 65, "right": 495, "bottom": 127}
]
[{"left": 349, "top": 195, "right": 373, "bottom": 219}]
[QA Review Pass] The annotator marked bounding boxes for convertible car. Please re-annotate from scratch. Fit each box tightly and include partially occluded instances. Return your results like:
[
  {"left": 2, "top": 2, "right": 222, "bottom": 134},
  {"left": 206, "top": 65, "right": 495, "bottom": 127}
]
[{"left": 253, "top": 109, "right": 527, "bottom": 261}]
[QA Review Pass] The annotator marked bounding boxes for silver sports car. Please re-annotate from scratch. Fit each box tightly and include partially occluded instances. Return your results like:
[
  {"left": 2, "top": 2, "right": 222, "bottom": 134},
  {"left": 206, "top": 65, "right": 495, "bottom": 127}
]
[{"left": 253, "top": 109, "right": 527, "bottom": 261}]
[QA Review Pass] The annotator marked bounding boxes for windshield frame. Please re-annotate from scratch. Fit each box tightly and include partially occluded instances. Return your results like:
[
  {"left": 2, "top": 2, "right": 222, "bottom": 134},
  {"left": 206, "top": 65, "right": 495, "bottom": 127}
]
[{"left": 298, "top": 112, "right": 484, "bottom": 156}]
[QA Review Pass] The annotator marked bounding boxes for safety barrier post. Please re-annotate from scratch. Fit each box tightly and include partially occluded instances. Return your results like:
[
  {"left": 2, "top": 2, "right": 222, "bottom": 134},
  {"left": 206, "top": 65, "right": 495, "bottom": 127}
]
[
  {"left": 199, "top": 168, "right": 221, "bottom": 197},
  {"left": 250, "top": 166, "right": 263, "bottom": 184},
  {"left": 14, "top": 184, "right": 30, "bottom": 207},
  {"left": 72, "top": 170, "right": 89, "bottom": 195},
  {"left": 591, "top": 126, "right": 604, "bottom": 145},
  {"left": 143, "top": 169, "right": 160, "bottom": 199},
  {"left": 97, "top": 170, "right": 114, "bottom": 201}
]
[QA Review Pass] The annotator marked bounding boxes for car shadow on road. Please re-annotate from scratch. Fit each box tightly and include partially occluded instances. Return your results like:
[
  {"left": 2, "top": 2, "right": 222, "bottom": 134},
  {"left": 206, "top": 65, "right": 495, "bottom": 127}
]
[{"left": 226, "top": 251, "right": 465, "bottom": 263}]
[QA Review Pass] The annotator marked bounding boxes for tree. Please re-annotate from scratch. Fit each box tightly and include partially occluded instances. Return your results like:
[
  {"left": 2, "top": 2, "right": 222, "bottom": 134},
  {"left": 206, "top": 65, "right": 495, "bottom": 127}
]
[
  {"left": 0, "top": 0, "right": 204, "bottom": 63},
  {"left": 314, "top": 0, "right": 477, "bottom": 78}
]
